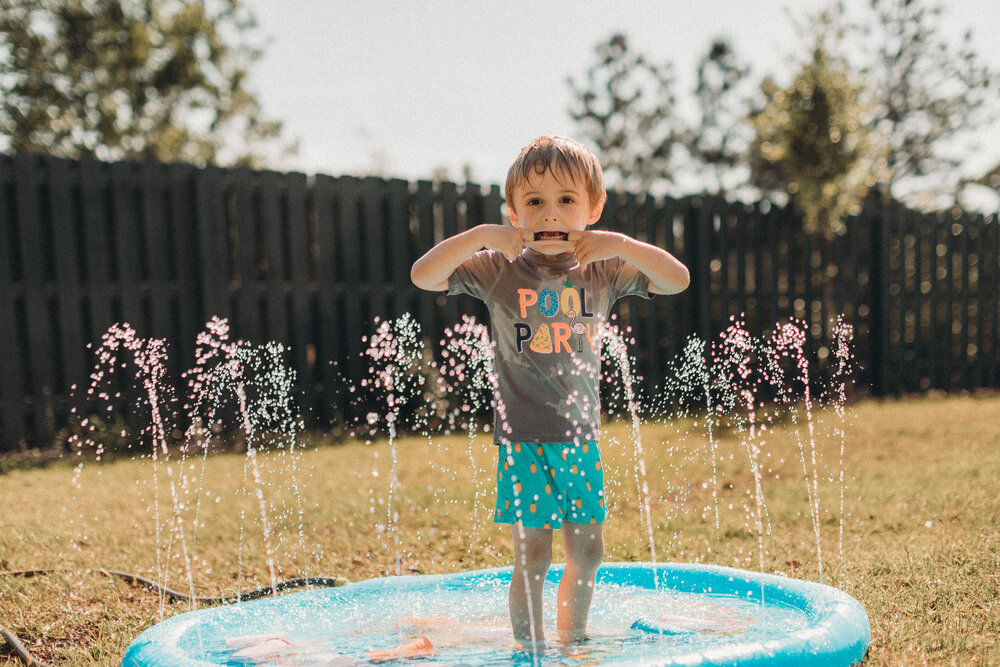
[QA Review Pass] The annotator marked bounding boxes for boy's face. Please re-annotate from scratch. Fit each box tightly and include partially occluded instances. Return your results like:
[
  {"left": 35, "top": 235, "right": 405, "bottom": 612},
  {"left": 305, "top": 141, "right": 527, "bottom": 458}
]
[{"left": 508, "top": 169, "right": 604, "bottom": 256}]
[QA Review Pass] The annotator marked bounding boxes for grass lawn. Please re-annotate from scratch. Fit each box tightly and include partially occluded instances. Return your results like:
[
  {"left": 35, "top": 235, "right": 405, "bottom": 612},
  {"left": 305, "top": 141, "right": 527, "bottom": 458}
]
[{"left": 1, "top": 393, "right": 998, "bottom": 665}]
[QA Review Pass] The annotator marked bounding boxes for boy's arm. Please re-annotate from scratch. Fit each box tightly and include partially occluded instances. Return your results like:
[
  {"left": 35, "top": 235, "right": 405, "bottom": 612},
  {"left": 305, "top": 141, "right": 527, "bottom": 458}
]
[
  {"left": 569, "top": 230, "right": 690, "bottom": 295},
  {"left": 411, "top": 224, "right": 530, "bottom": 292}
]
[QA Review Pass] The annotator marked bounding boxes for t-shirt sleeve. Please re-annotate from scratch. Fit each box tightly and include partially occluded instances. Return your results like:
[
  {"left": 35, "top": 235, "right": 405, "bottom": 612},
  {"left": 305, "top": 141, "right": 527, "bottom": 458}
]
[
  {"left": 447, "top": 249, "right": 506, "bottom": 301},
  {"left": 607, "top": 257, "right": 652, "bottom": 300}
]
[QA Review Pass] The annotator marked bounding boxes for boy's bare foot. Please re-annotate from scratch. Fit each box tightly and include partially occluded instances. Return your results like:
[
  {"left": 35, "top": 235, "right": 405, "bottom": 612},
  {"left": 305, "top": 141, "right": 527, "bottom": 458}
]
[
  {"left": 513, "top": 638, "right": 547, "bottom": 654},
  {"left": 556, "top": 628, "right": 587, "bottom": 644}
]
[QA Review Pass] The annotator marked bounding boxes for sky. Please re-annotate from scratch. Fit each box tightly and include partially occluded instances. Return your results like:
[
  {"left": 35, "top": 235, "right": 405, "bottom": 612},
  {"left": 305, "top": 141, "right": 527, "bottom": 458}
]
[{"left": 244, "top": 0, "right": 1000, "bottom": 201}]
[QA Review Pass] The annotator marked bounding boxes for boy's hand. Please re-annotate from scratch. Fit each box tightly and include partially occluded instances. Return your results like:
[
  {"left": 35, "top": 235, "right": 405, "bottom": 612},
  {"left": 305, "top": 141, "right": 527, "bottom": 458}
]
[
  {"left": 480, "top": 225, "right": 532, "bottom": 262},
  {"left": 569, "top": 229, "right": 690, "bottom": 294},
  {"left": 568, "top": 230, "right": 627, "bottom": 268}
]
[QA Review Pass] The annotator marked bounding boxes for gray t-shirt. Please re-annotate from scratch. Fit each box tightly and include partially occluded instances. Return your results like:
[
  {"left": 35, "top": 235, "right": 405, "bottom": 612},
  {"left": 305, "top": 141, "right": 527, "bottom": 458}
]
[{"left": 448, "top": 247, "right": 650, "bottom": 445}]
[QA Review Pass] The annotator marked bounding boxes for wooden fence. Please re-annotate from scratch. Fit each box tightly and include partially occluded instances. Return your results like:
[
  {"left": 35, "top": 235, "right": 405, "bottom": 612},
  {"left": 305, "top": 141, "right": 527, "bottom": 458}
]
[{"left": 1, "top": 153, "right": 998, "bottom": 452}]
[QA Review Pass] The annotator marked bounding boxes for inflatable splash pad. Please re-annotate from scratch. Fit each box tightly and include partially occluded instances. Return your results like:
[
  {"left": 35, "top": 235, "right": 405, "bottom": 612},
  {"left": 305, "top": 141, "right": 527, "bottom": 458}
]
[{"left": 122, "top": 562, "right": 869, "bottom": 666}]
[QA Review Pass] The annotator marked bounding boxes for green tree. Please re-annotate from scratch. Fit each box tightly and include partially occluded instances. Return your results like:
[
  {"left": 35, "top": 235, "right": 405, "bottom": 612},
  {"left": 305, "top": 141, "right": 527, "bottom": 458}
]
[
  {"left": 567, "top": 33, "right": 682, "bottom": 192},
  {"left": 0, "top": 0, "right": 289, "bottom": 167},
  {"left": 569, "top": 34, "right": 756, "bottom": 197},
  {"left": 683, "top": 38, "right": 752, "bottom": 196},
  {"left": 822, "top": 0, "right": 1000, "bottom": 206},
  {"left": 748, "top": 45, "right": 878, "bottom": 235}
]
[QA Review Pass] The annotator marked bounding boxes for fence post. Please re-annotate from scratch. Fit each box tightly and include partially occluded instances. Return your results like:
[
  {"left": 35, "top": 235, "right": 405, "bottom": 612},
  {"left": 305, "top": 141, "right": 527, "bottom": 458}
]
[{"left": 868, "top": 196, "right": 890, "bottom": 397}]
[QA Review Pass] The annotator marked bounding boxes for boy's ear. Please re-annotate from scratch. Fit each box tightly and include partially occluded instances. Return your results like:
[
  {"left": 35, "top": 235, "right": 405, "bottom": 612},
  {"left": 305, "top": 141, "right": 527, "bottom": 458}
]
[
  {"left": 508, "top": 204, "right": 521, "bottom": 228},
  {"left": 586, "top": 197, "right": 606, "bottom": 227}
]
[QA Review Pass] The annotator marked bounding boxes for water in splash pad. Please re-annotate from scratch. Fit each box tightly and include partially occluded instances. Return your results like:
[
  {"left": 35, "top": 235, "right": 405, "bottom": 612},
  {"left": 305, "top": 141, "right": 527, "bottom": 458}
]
[{"left": 122, "top": 562, "right": 869, "bottom": 665}]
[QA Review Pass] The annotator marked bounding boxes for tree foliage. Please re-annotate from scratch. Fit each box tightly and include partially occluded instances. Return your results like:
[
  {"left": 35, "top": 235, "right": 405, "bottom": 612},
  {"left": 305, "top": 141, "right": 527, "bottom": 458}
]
[
  {"left": 0, "top": 0, "right": 288, "bottom": 166},
  {"left": 824, "top": 0, "right": 1000, "bottom": 206},
  {"left": 682, "top": 38, "right": 752, "bottom": 196},
  {"left": 748, "top": 45, "right": 877, "bottom": 235},
  {"left": 569, "top": 0, "right": 1000, "bottom": 227},
  {"left": 567, "top": 33, "right": 682, "bottom": 192},
  {"left": 568, "top": 34, "right": 753, "bottom": 197},
  {"left": 750, "top": 0, "right": 1000, "bottom": 217},
  {"left": 977, "top": 162, "right": 1000, "bottom": 192}
]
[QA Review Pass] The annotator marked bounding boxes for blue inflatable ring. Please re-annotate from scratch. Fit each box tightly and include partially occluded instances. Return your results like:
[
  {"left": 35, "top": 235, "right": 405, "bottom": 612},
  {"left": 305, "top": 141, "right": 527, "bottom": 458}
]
[{"left": 123, "top": 562, "right": 869, "bottom": 666}]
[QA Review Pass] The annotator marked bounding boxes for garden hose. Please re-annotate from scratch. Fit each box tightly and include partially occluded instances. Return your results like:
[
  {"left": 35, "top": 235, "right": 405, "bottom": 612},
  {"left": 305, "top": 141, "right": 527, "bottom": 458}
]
[
  {"left": 1, "top": 624, "right": 52, "bottom": 667},
  {"left": 0, "top": 567, "right": 348, "bottom": 665},
  {"left": 97, "top": 568, "right": 348, "bottom": 604}
]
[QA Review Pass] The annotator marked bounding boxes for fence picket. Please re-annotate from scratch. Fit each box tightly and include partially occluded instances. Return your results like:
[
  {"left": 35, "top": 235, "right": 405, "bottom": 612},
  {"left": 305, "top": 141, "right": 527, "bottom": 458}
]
[
  {"left": 260, "top": 170, "right": 288, "bottom": 344},
  {"left": 891, "top": 205, "right": 908, "bottom": 390},
  {"left": 685, "top": 197, "right": 712, "bottom": 342},
  {"left": 988, "top": 215, "right": 1000, "bottom": 388},
  {"left": 923, "top": 208, "right": 939, "bottom": 390},
  {"left": 13, "top": 155, "right": 58, "bottom": 444},
  {"left": 336, "top": 177, "right": 364, "bottom": 385},
  {"left": 313, "top": 174, "right": 341, "bottom": 419},
  {"left": 972, "top": 212, "right": 986, "bottom": 389},
  {"left": 0, "top": 155, "right": 27, "bottom": 448},
  {"left": 413, "top": 181, "right": 440, "bottom": 340},
  {"left": 639, "top": 195, "right": 661, "bottom": 376},
  {"left": 658, "top": 199, "right": 680, "bottom": 354},
  {"left": 79, "top": 160, "right": 114, "bottom": 341},
  {"left": 363, "top": 177, "right": 388, "bottom": 322},
  {"left": 484, "top": 184, "right": 503, "bottom": 226},
  {"left": 713, "top": 200, "right": 729, "bottom": 325},
  {"left": 233, "top": 169, "right": 261, "bottom": 342},
  {"left": 440, "top": 181, "right": 460, "bottom": 329},
  {"left": 140, "top": 162, "right": 174, "bottom": 350},
  {"left": 194, "top": 165, "right": 229, "bottom": 322},
  {"left": 903, "top": 212, "right": 915, "bottom": 388},
  {"left": 285, "top": 172, "right": 314, "bottom": 405},
  {"left": 48, "top": 159, "right": 87, "bottom": 408},
  {"left": 110, "top": 162, "right": 145, "bottom": 332},
  {"left": 911, "top": 207, "right": 927, "bottom": 389},
  {"left": 751, "top": 202, "right": 767, "bottom": 333},
  {"left": 958, "top": 213, "right": 972, "bottom": 390},
  {"left": 732, "top": 204, "right": 748, "bottom": 327},
  {"left": 167, "top": 163, "right": 200, "bottom": 367},
  {"left": 942, "top": 212, "right": 955, "bottom": 390},
  {"left": 867, "top": 201, "right": 890, "bottom": 396},
  {"left": 387, "top": 179, "right": 413, "bottom": 319}
]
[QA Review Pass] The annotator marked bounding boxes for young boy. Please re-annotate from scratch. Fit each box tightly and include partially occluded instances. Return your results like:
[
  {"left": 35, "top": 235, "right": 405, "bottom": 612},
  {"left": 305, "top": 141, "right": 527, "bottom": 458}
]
[{"left": 411, "top": 136, "right": 689, "bottom": 649}]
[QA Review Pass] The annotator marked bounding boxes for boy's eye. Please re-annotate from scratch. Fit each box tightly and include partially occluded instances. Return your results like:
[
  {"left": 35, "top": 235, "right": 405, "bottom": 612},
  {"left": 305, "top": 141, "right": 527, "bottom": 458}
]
[
  {"left": 560, "top": 196, "right": 574, "bottom": 204},
  {"left": 526, "top": 198, "right": 541, "bottom": 206}
]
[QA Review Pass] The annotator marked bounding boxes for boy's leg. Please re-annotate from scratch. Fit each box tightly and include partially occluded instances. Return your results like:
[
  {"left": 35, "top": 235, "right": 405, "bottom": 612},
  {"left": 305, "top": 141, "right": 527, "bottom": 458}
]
[
  {"left": 557, "top": 521, "right": 604, "bottom": 642},
  {"left": 509, "top": 525, "right": 553, "bottom": 647}
]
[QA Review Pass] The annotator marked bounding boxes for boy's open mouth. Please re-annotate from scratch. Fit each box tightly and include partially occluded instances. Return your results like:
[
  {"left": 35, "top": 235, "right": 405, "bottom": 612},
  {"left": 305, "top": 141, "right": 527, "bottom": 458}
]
[{"left": 533, "top": 231, "right": 569, "bottom": 241}]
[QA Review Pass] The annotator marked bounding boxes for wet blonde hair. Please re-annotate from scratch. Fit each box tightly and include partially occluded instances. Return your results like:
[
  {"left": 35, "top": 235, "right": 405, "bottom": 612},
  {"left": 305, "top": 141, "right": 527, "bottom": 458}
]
[{"left": 504, "top": 136, "right": 605, "bottom": 214}]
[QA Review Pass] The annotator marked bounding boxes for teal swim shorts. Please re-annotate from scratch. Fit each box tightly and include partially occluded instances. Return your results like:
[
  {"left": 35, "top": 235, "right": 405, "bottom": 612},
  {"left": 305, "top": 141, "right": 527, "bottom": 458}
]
[{"left": 494, "top": 441, "right": 605, "bottom": 529}]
